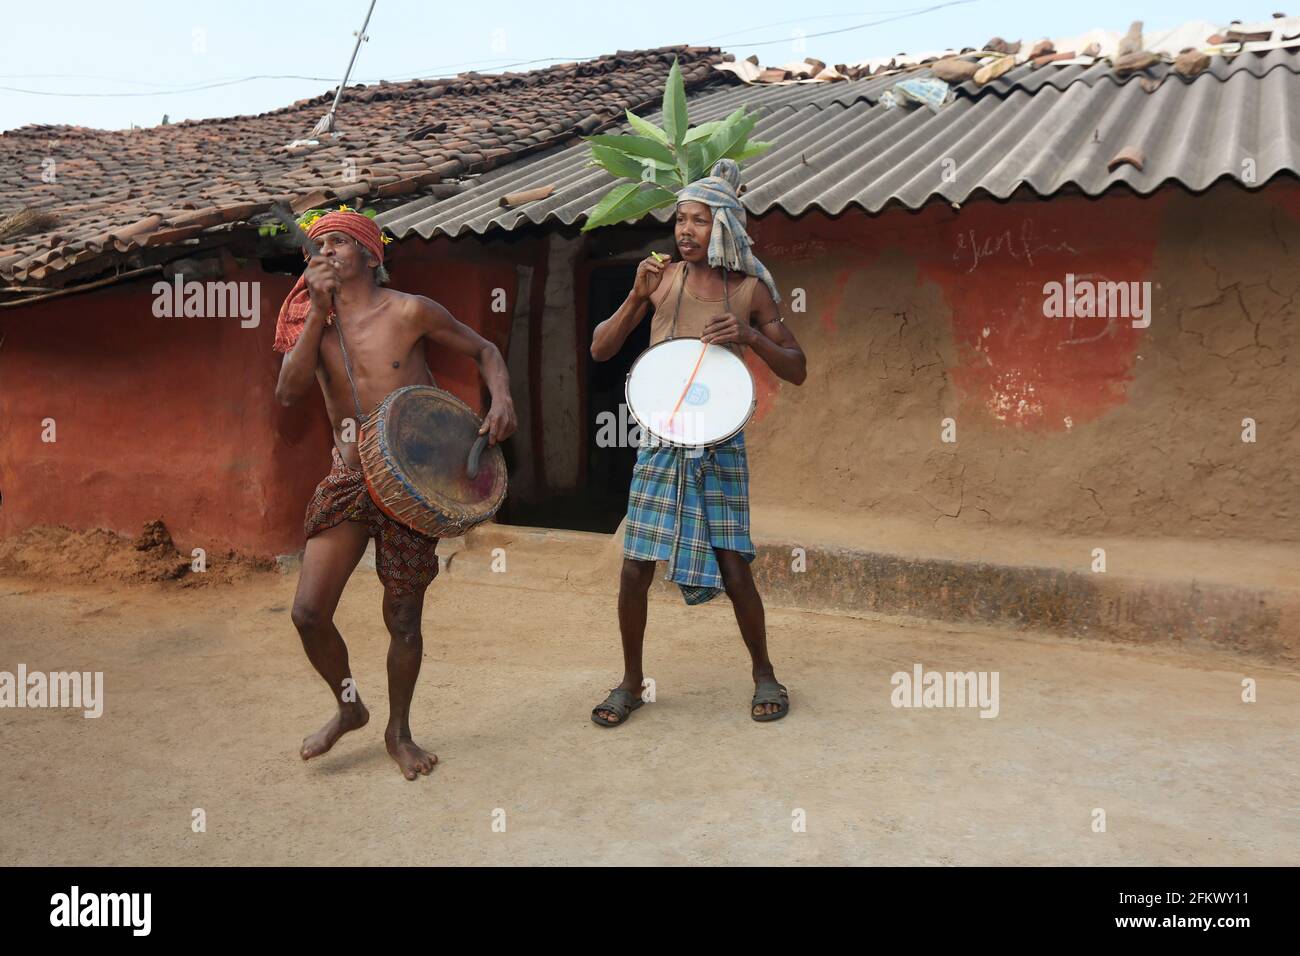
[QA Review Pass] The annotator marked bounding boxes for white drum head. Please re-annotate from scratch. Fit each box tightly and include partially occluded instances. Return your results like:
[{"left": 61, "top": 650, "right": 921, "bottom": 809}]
[{"left": 625, "top": 338, "right": 756, "bottom": 448}]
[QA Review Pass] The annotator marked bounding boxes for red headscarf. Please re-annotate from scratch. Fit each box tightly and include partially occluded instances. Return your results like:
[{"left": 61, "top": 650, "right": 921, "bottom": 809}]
[{"left": 273, "top": 211, "right": 387, "bottom": 353}]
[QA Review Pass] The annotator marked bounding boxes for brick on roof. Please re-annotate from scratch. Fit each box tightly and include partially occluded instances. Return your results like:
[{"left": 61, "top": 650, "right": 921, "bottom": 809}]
[{"left": 0, "top": 45, "right": 727, "bottom": 288}]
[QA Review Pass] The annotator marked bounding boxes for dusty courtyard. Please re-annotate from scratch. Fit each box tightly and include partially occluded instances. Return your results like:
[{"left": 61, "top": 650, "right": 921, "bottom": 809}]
[{"left": 1, "top": 531, "right": 1297, "bottom": 867}]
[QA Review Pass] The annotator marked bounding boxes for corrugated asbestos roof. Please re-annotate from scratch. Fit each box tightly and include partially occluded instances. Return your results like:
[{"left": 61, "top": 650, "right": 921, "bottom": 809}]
[
  {"left": 375, "top": 77, "right": 921, "bottom": 239},
  {"left": 376, "top": 49, "right": 1300, "bottom": 239}
]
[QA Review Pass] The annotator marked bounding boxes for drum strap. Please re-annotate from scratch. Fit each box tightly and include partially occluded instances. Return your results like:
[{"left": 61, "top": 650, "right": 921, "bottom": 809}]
[
  {"left": 331, "top": 318, "right": 368, "bottom": 426},
  {"left": 331, "top": 314, "right": 440, "bottom": 429},
  {"left": 663, "top": 273, "right": 728, "bottom": 577}
]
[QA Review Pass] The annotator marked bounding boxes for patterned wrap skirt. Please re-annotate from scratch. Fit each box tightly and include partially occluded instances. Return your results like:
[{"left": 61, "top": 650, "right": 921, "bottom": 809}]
[{"left": 304, "top": 447, "right": 440, "bottom": 597}]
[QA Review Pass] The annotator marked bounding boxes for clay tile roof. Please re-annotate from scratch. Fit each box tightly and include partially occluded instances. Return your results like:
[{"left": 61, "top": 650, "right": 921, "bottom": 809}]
[{"left": 0, "top": 45, "right": 727, "bottom": 289}]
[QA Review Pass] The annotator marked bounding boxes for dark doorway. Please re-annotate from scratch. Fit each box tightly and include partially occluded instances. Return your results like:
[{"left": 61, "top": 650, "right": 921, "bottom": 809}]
[
  {"left": 583, "top": 263, "right": 651, "bottom": 532},
  {"left": 496, "top": 262, "right": 651, "bottom": 534}
]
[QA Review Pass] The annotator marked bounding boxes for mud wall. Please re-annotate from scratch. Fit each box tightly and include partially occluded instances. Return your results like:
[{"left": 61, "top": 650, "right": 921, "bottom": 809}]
[
  {"left": 742, "top": 180, "right": 1299, "bottom": 541},
  {"left": 537, "top": 234, "right": 582, "bottom": 492},
  {"left": 4, "top": 180, "right": 1296, "bottom": 557}
]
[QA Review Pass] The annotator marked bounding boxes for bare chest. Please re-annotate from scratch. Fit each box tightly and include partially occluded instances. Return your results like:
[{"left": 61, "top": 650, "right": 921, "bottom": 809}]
[{"left": 316, "top": 316, "right": 431, "bottom": 420}]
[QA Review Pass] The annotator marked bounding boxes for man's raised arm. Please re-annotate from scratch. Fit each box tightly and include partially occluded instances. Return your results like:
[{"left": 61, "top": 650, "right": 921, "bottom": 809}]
[
  {"left": 591, "top": 255, "right": 668, "bottom": 361},
  {"left": 276, "top": 257, "right": 337, "bottom": 406}
]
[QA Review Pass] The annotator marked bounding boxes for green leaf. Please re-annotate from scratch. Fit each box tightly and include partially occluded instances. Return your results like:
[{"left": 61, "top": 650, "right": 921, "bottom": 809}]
[
  {"left": 662, "top": 58, "right": 688, "bottom": 149},
  {"left": 707, "top": 107, "right": 747, "bottom": 139},
  {"left": 638, "top": 155, "right": 678, "bottom": 170},
  {"left": 625, "top": 109, "right": 670, "bottom": 146},
  {"left": 585, "top": 133, "right": 676, "bottom": 167},
  {"left": 682, "top": 120, "right": 722, "bottom": 145},
  {"left": 701, "top": 110, "right": 757, "bottom": 171},
  {"left": 588, "top": 143, "right": 649, "bottom": 181},
  {"left": 686, "top": 141, "right": 705, "bottom": 184},
  {"left": 582, "top": 183, "right": 677, "bottom": 232},
  {"left": 676, "top": 148, "right": 691, "bottom": 189},
  {"left": 637, "top": 158, "right": 680, "bottom": 189},
  {"left": 695, "top": 108, "right": 744, "bottom": 170},
  {"left": 581, "top": 182, "right": 639, "bottom": 230},
  {"left": 586, "top": 146, "right": 677, "bottom": 189}
]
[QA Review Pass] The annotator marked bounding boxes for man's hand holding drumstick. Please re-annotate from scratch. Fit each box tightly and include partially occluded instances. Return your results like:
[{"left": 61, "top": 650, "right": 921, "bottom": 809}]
[
  {"left": 304, "top": 255, "right": 341, "bottom": 315},
  {"left": 673, "top": 309, "right": 753, "bottom": 426},
  {"left": 275, "top": 256, "right": 343, "bottom": 405},
  {"left": 705, "top": 280, "right": 807, "bottom": 385}
]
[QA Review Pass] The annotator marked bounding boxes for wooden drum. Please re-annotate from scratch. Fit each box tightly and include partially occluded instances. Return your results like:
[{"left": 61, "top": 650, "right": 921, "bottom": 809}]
[{"left": 358, "top": 385, "right": 507, "bottom": 538}]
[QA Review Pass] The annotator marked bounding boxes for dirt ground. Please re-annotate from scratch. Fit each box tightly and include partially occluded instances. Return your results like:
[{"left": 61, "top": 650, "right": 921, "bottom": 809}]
[
  {"left": 1, "top": 530, "right": 1298, "bottom": 866},
  {"left": 0, "top": 521, "right": 274, "bottom": 587}
]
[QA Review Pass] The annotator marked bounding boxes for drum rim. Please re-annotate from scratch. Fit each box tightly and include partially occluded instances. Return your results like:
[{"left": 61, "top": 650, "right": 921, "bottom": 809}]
[
  {"left": 624, "top": 338, "right": 757, "bottom": 449},
  {"left": 363, "top": 384, "right": 507, "bottom": 528}
]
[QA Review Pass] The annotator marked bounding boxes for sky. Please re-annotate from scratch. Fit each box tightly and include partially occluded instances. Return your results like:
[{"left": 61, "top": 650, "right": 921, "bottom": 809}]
[{"left": 0, "top": 1, "right": 1284, "bottom": 133}]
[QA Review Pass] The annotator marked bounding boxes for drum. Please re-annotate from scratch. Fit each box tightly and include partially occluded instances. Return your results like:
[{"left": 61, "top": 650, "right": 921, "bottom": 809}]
[
  {"left": 624, "top": 338, "right": 756, "bottom": 448},
  {"left": 358, "top": 385, "right": 507, "bottom": 538}
]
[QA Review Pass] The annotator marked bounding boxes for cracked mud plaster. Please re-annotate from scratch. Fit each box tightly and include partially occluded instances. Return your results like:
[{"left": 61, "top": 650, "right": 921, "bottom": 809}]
[{"left": 738, "top": 184, "right": 1299, "bottom": 542}]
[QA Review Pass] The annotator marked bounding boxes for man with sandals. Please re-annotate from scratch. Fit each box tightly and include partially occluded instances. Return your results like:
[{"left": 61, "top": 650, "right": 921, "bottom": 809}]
[{"left": 588, "top": 160, "right": 807, "bottom": 728}]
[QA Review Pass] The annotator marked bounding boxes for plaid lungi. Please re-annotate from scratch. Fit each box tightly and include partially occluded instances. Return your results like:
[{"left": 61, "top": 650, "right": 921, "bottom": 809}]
[{"left": 622, "top": 431, "right": 755, "bottom": 605}]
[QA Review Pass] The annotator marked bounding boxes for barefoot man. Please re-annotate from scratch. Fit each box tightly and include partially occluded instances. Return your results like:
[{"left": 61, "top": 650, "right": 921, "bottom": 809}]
[
  {"left": 588, "top": 159, "right": 806, "bottom": 727},
  {"left": 273, "top": 209, "right": 516, "bottom": 779}
]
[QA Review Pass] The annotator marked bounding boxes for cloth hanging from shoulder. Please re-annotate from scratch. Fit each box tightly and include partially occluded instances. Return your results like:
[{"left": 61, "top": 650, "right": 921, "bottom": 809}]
[{"left": 272, "top": 211, "right": 386, "bottom": 354}]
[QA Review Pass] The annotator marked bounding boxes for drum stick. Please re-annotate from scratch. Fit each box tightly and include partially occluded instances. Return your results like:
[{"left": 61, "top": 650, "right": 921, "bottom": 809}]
[
  {"left": 270, "top": 202, "right": 321, "bottom": 257},
  {"left": 667, "top": 340, "right": 710, "bottom": 426},
  {"left": 467, "top": 434, "right": 489, "bottom": 479}
]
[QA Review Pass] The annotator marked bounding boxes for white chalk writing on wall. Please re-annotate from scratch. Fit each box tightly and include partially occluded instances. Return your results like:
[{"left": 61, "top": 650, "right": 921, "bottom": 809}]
[
  {"left": 764, "top": 239, "right": 829, "bottom": 260},
  {"left": 952, "top": 218, "right": 1078, "bottom": 274}
]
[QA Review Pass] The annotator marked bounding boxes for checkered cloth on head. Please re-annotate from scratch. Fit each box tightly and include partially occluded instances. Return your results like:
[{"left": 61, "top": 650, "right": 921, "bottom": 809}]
[
  {"left": 675, "top": 159, "right": 780, "bottom": 306},
  {"left": 622, "top": 431, "right": 755, "bottom": 605}
]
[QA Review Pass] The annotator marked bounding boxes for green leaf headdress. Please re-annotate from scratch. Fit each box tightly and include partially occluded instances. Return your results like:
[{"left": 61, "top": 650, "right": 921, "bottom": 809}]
[{"left": 580, "top": 58, "right": 772, "bottom": 232}]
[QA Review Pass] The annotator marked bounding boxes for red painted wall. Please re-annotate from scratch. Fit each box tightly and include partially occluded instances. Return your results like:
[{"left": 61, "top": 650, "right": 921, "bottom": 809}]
[
  {"left": 748, "top": 191, "right": 1169, "bottom": 432},
  {"left": 0, "top": 264, "right": 314, "bottom": 557},
  {"left": 0, "top": 241, "right": 521, "bottom": 559},
  {"left": 388, "top": 237, "right": 519, "bottom": 407},
  {"left": 7, "top": 182, "right": 1294, "bottom": 554}
]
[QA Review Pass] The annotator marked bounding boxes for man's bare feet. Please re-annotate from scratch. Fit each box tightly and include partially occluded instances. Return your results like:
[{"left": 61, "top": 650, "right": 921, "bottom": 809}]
[
  {"left": 385, "top": 733, "right": 438, "bottom": 780},
  {"left": 301, "top": 702, "right": 370, "bottom": 760}
]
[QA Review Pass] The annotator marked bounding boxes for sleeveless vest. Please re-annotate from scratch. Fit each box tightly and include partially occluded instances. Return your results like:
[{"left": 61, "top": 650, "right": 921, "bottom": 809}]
[{"left": 649, "top": 263, "right": 758, "bottom": 354}]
